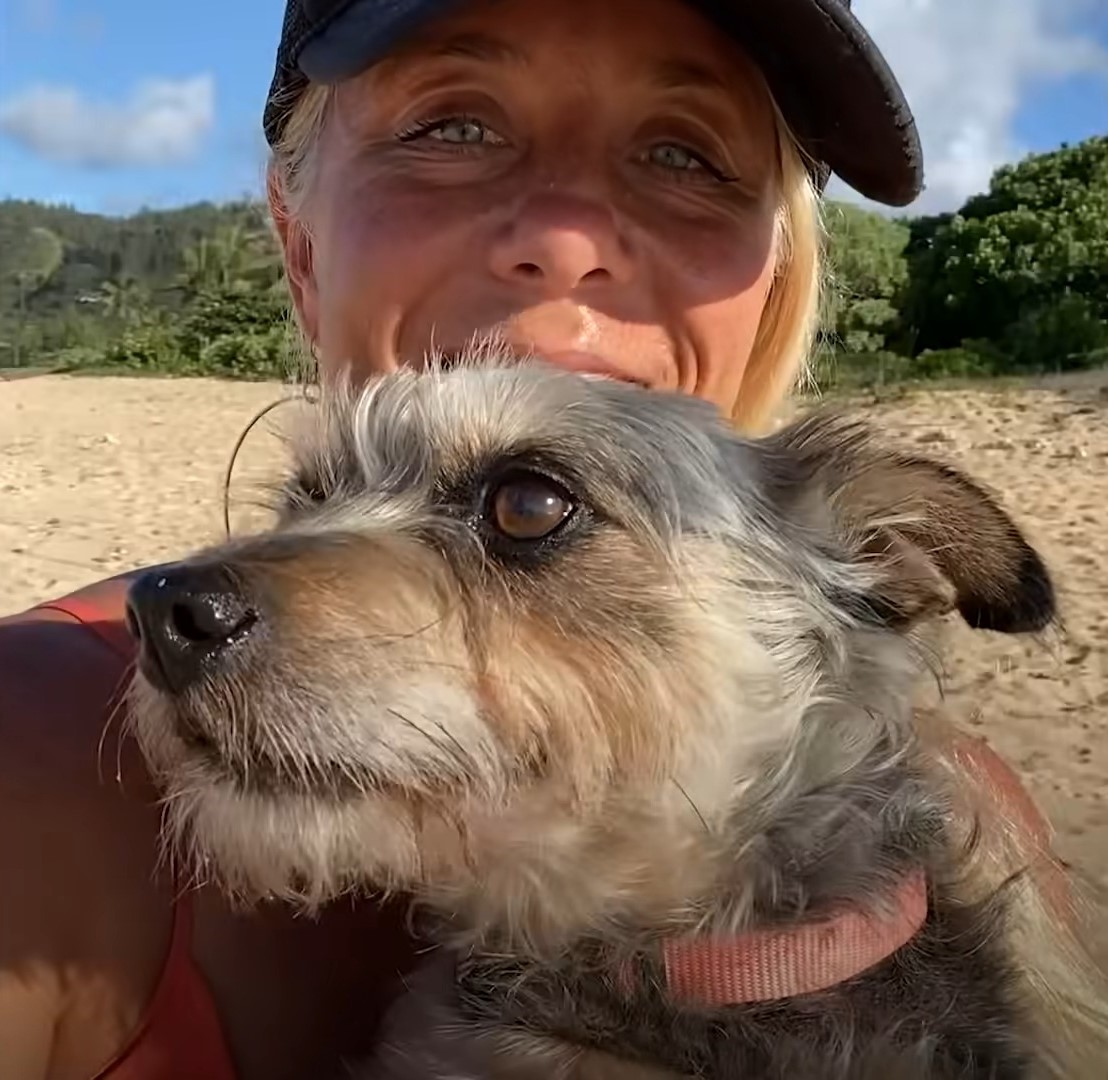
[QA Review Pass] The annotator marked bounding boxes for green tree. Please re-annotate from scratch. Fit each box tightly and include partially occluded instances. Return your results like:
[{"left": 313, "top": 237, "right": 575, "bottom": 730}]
[
  {"left": 4, "top": 226, "right": 63, "bottom": 365},
  {"left": 821, "top": 201, "right": 910, "bottom": 354},
  {"left": 179, "top": 222, "right": 282, "bottom": 297},
  {"left": 96, "top": 274, "right": 149, "bottom": 327},
  {"left": 903, "top": 136, "right": 1108, "bottom": 369},
  {"left": 0, "top": 198, "right": 286, "bottom": 370}
]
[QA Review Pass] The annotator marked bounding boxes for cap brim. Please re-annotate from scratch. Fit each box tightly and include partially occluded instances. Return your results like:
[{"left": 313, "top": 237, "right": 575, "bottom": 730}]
[
  {"left": 270, "top": 0, "right": 922, "bottom": 207},
  {"left": 714, "top": 0, "right": 922, "bottom": 207}
]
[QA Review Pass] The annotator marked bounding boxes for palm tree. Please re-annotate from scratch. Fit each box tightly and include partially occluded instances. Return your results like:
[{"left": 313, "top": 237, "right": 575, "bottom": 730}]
[
  {"left": 96, "top": 274, "right": 148, "bottom": 326},
  {"left": 8, "top": 226, "right": 63, "bottom": 366},
  {"left": 179, "top": 221, "right": 283, "bottom": 297}
]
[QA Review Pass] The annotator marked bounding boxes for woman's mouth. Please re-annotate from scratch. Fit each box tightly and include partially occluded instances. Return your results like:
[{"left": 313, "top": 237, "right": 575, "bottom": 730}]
[
  {"left": 431, "top": 345, "right": 648, "bottom": 388},
  {"left": 536, "top": 350, "right": 647, "bottom": 386}
]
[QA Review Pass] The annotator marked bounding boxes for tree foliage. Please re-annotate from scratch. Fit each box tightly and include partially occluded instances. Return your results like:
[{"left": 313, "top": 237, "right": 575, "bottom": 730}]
[
  {"left": 1, "top": 134, "right": 1105, "bottom": 384},
  {"left": 822, "top": 201, "right": 910, "bottom": 355},
  {"left": 0, "top": 199, "right": 289, "bottom": 375},
  {"left": 899, "top": 136, "right": 1108, "bottom": 370}
]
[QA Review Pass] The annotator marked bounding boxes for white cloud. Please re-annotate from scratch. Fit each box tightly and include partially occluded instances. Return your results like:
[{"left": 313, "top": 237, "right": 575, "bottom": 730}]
[
  {"left": 833, "top": 0, "right": 1108, "bottom": 214},
  {"left": 0, "top": 75, "right": 216, "bottom": 168}
]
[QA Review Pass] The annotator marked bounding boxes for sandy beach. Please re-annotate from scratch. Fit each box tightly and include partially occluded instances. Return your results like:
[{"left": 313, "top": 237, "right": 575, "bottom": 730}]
[{"left": 3, "top": 370, "right": 1107, "bottom": 937}]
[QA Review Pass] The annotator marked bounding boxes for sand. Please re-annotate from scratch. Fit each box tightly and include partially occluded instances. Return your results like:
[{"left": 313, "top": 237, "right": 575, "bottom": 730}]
[{"left": 3, "top": 369, "right": 1107, "bottom": 917}]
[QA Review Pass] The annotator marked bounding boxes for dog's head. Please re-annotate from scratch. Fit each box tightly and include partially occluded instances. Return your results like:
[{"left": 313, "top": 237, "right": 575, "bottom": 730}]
[{"left": 126, "top": 355, "right": 1053, "bottom": 938}]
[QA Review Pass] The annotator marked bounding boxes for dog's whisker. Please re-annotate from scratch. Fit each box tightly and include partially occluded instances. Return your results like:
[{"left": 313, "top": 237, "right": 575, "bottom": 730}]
[
  {"left": 429, "top": 718, "right": 478, "bottom": 774},
  {"left": 372, "top": 613, "right": 449, "bottom": 646},
  {"left": 386, "top": 707, "right": 472, "bottom": 785},
  {"left": 98, "top": 656, "right": 137, "bottom": 787},
  {"left": 670, "top": 776, "right": 711, "bottom": 836}
]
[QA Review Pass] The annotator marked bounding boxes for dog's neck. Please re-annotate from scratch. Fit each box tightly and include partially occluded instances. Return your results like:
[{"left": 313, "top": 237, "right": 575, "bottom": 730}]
[
  {"left": 451, "top": 864, "right": 934, "bottom": 1077},
  {"left": 444, "top": 725, "right": 944, "bottom": 1071},
  {"left": 453, "top": 864, "right": 930, "bottom": 1007},
  {"left": 623, "top": 738, "right": 936, "bottom": 1007}
]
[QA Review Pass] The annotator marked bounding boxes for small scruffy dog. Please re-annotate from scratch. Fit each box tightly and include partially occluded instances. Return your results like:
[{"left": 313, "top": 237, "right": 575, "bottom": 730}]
[{"left": 126, "top": 352, "right": 1107, "bottom": 1078}]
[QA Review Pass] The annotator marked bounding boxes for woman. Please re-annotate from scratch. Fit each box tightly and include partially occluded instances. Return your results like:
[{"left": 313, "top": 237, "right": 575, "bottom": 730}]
[{"left": 0, "top": 1, "right": 1061, "bottom": 1077}]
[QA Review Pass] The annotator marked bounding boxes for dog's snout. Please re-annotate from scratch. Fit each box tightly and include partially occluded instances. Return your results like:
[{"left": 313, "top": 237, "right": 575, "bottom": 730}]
[{"left": 126, "top": 565, "right": 259, "bottom": 693}]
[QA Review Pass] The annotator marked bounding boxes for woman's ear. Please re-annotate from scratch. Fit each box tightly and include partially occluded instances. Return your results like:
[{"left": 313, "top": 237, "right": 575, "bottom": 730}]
[{"left": 267, "top": 167, "right": 320, "bottom": 346}]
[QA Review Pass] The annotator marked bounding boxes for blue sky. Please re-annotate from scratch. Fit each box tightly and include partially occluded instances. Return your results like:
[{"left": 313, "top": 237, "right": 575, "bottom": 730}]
[
  {"left": 1, "top": 0, "right": 277, "bottom": 213},
  {"left": 1015, "top": 69, "right": 1108, "bottom": 153},
  {"left": 1, "top": 0, "right": 1106, "bottom": 217},
  {"left": 1012, "top": 0, "right": 1108, "bottom": 151}
]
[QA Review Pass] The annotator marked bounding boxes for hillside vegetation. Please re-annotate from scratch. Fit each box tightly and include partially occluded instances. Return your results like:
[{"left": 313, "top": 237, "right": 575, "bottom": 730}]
[{"left": 2, "top": 135, "right": 1105, "bottom": 386}]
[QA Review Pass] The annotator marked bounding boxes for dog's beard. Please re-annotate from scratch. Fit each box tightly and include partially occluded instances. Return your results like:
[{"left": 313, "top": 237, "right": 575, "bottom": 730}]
[{"left": 127, "top": 669, "right": 497, "bottom": 908}]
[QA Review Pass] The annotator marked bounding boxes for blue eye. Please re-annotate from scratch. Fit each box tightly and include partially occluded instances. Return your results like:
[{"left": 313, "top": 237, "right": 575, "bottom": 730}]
[
  {"left": 433, "top": 118, "right": 488, "bottom": 144},
  {"left": 397, "top": 116, "right": 506, "bottom": 147},
  {"left": 640, "top": 141, "right": 738, "bottom": 184},
  {"left": 648, "top": 143, "right": 703, "bottom": 171}
]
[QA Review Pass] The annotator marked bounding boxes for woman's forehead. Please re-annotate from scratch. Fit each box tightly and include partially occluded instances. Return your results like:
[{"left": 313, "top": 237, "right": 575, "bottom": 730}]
[{"left": 353, "top": 0, "right": 776, "bottom": 118}]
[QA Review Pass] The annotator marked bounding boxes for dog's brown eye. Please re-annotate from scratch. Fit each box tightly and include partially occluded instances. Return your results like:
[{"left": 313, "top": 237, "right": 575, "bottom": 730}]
[{"left": 490, "top": 474, "right": 574, "bottom": 541}]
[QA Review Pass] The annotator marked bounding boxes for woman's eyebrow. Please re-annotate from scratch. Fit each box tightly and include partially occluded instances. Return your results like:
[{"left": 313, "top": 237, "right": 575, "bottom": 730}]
[
  {"left": 384, "top": 31, "right": 530, "bottom": 69},
  {"left": 648, "top": 58, "right": 729, "bottom": 94},
  {"left": 379, "top": 33, "right": 726, "bottom": 94}
]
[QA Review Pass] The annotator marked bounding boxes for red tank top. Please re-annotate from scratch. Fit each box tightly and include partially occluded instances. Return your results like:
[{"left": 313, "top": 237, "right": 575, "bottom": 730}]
[{"left": 35, "top": 585, "right": 238, "bottom": 1080}]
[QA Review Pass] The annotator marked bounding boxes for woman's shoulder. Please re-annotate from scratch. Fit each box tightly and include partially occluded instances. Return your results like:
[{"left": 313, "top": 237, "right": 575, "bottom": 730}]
[
  {"left": 0, "top": 565, "right": 167, "bottom": 863},
  {"left": 1, "top": 572, "right": 140, "bottom": 773},
  {"left": 0, "top": 571, "right": 170, "bottom": 864},
  {"left": 0, "top": 573, "right": 176, "bottom": 1074}
]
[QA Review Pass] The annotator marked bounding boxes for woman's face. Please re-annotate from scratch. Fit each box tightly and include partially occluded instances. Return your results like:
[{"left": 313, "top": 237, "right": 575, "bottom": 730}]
[{"left": 276, "top": 0, "right": 782, "bottom": 413}]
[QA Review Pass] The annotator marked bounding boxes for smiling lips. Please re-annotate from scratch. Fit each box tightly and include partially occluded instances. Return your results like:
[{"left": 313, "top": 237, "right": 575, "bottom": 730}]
[
  {"left": 539, "top": 350, "right": 647, "bottom": 385},
  {"left": 434, "top": 346, "right": 647, "bottom": 386}
]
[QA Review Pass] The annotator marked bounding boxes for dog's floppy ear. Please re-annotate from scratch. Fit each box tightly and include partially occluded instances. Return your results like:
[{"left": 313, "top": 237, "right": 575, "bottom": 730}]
[{"left": 765, "top": 411, "right": 1056, "bottom": 634}]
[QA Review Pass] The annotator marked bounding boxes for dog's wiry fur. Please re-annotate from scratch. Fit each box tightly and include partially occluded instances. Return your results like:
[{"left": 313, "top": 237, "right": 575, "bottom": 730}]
[{"left": 127, "top": 344, "right": 1108, "bottom": 1077}]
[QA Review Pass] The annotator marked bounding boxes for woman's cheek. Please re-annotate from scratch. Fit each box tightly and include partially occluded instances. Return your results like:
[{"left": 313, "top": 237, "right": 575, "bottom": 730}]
[
  {"left": 317, "top": 193, "right": 443, "bottom": 304},
  {"left": 620, "top": 184, "right": 778, "bottom": 304},
  {"left": 684, "top": 236, "right": 773, "bottom": 309},
  {"left": 310, "top": 181, "right": 481, "bottom": 366}
]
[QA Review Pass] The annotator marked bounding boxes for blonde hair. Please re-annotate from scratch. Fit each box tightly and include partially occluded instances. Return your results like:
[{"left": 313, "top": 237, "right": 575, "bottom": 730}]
[{"left": 268, "top": 80, "right": 824, "bottom": 435}]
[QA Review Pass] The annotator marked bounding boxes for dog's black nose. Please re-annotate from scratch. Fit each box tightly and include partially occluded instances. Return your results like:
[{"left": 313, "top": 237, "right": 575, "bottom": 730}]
[{"left": 126, "top": 564, "right": 259, "bottom": 693}]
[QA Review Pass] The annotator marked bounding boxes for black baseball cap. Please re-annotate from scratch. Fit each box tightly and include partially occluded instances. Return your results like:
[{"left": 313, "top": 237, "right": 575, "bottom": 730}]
[{"left": 263, "top": 0, "right": 924, "bottom": 207}]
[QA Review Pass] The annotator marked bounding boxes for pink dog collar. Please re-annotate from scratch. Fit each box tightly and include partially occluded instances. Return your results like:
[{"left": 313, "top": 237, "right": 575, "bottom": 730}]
[{"left": 660, "top": 869, "right": 929, "bottom": 1006}]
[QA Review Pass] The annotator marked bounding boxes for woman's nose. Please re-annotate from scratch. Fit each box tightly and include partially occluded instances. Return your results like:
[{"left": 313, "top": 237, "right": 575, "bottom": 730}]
[{"left": 488, "top": 194, "right": 634, "bottom": 294}]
